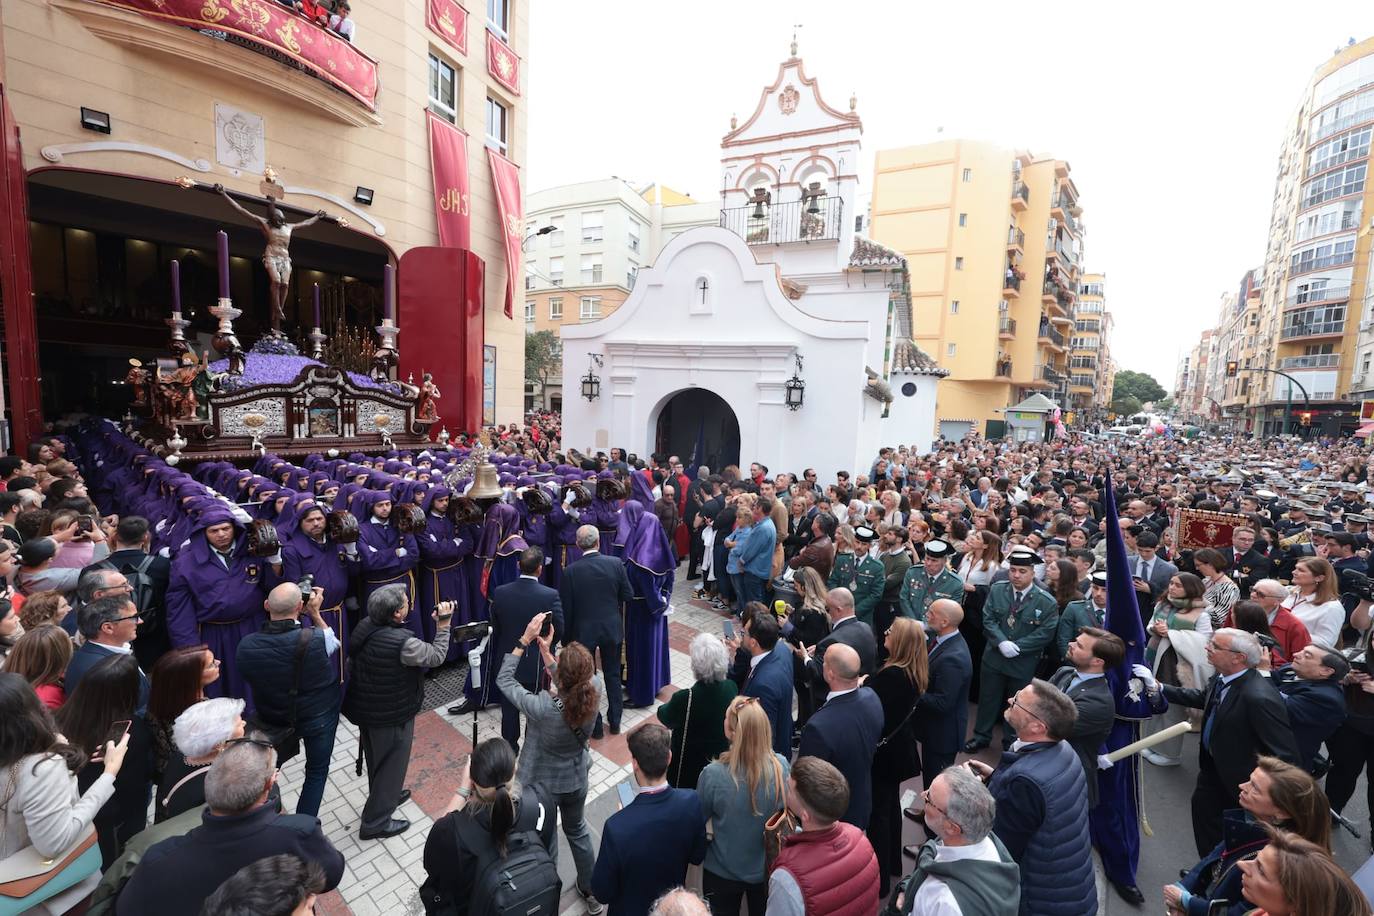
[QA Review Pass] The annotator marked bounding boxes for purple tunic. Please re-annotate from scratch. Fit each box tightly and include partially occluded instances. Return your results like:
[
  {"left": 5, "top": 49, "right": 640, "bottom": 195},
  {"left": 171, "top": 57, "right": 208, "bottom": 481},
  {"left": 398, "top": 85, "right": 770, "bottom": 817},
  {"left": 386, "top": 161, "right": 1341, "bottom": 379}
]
[
  {"left": 418, "top": 512, "right": 472, "bottom": 645},
  {"left": 357, "top": 517, "right": 421, "bottom": 638},
  {"left": 281, "top": 526, "right": 358, "bottom": 683},
  {"left": 622, "top": 510, "right": 675, "bottom": 707},
  {"left": 166, "top": 509, "right": 270, "bottom": 707},
  {"left": 463, "top": 503, "right": 527, "bottom": 704}
]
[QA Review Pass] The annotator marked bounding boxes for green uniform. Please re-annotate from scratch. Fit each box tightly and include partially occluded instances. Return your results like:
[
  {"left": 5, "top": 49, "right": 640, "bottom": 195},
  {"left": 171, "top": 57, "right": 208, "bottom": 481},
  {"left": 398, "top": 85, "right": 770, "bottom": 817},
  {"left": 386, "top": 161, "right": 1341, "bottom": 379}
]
[
  {"left": 898, "top": 566, "right": 965, "bottom": 622},
  {"left": 1055, "top": 597, "right": 1106, "bottom": 658},
  {"left": 972, "top": 580, "right": 1060, "bottom": 745},
  {"left": 828, "top": 551, "right": 857, "bottom": 591},
  {"left": 852, "top": 554, "right": 885, "bottom": 626}
]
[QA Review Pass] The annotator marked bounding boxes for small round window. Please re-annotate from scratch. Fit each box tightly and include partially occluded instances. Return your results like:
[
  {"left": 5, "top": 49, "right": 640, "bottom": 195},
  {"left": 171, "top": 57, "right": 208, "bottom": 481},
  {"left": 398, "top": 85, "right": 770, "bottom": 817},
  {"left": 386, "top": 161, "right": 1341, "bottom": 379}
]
[{"left": 901, "top": 382, "right": 918, "bottom": 397}]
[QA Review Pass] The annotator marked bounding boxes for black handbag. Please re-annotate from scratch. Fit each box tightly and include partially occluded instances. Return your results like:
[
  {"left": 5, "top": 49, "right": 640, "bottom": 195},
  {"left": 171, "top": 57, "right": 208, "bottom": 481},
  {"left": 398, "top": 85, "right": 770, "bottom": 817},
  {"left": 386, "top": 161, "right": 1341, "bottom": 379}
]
[{"left": 248, "top": 626, "right": 311, "bottom": 763}]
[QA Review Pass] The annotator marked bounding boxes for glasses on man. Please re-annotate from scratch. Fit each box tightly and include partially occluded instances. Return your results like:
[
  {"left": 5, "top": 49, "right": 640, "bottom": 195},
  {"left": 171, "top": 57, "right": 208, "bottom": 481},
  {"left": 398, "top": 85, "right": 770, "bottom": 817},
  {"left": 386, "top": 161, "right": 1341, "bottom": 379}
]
[
  {"left": 921, "top": 788, "right": 948, "bottom": 818},
  {"left": 1207, "top": 640, "right": 1244, "bottom": 655},
  {"left": 109, "top": 612, "right": 143, "bottom": 624},
  {"left": 225, "top": 736, "right": 277, "bottom": 752},
  {"left": 1008, "top": 695, "right": 1045, "bottom": 724}
]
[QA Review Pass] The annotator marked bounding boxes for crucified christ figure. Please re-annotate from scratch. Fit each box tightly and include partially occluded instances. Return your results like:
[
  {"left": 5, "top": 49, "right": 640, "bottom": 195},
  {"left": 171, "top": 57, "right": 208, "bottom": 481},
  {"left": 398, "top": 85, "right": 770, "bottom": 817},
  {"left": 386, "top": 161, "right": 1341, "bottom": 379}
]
[{"left": 214, "top": 183, "right": 327, "bottom": 333}]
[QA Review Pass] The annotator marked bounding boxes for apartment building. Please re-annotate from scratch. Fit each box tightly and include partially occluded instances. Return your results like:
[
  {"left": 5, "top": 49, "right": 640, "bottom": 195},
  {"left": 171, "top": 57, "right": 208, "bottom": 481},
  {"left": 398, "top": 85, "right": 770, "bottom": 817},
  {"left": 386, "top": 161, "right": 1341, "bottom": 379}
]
[
  {"left": 870, "top": 141, "right": 1084, "bottom": 438},
  {"left": 521, "top": 178, "right": 717, "bottom": 407},
  {"left": 1067, "top": 271, "right": 1114, "bottom": 418},
  {"left": 0, "top": 0, "right": 529, "bottom": 443}
]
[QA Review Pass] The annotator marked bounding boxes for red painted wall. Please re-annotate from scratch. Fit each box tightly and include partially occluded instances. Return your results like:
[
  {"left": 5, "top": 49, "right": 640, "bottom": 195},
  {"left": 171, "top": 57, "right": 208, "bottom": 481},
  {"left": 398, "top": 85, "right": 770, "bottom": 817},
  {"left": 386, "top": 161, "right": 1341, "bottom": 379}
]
[
  {"left": 0, "top": 85, "right": 41, "bottom": 451},
  {"left": 397, "top": 246, "right": 484, "bottom": 436}
]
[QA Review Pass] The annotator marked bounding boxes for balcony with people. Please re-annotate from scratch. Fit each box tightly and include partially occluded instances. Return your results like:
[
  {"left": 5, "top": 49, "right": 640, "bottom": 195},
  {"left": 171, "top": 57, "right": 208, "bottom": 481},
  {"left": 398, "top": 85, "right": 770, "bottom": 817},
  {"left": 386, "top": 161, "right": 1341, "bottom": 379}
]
[{"left": 53, "top": 0, "right": 379, "bottom": 124}]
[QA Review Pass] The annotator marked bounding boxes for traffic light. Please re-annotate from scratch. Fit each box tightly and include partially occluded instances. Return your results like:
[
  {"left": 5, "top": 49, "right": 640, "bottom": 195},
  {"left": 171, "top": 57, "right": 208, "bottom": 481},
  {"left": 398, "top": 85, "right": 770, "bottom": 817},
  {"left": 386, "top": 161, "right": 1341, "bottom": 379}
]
[
  {"left": 1225, "top": 360, "right": 1239, "bottom": 378},
  {"left": 1300, "top": 411, "right": 1312, "bottom": 426}
]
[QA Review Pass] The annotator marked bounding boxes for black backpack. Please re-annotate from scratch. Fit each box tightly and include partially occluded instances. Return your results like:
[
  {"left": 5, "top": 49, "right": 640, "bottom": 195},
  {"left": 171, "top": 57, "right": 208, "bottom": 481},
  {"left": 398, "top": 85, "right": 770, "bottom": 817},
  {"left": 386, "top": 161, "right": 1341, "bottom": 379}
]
[
  {"left": 421, "top": 788, "right": 562, "bottom": 916},
  {"left": 94, "top": 554, "right": 161, "bottom": 627}
]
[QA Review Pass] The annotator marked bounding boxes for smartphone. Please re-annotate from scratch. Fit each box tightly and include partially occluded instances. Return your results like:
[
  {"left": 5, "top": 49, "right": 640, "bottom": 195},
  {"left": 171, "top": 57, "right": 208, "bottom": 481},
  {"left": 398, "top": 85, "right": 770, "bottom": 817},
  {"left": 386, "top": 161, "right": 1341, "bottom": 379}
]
[
  {"left": 539, "top": 612, "right": 553, "bottom": 638},
  {"left": 722, "top": 619, "right": 735, "bottom": 640},
  {"left": 616, "top": 781, "right": 636, "bottom": 809},
  {"left": 91, "top": 719, "right": 132, "bottom": 762},
  {"left": 76, "top": 515, "right": 94, "bottom": 533}
]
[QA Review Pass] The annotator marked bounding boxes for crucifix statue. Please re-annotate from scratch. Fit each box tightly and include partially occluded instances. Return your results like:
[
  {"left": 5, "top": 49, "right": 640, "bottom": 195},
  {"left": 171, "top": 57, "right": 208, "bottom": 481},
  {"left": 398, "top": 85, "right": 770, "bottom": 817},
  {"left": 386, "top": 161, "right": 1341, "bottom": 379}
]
[{"left": 213, "top": 169, "right": 328, "bottom": 334}]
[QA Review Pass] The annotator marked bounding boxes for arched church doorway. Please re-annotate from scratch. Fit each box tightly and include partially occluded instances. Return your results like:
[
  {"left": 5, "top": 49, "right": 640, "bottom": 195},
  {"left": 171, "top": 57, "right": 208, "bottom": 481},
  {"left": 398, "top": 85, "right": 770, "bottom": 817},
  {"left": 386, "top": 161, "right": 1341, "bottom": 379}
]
[{"left": 654, "top": 388, "right": 740, "bottom": 471}]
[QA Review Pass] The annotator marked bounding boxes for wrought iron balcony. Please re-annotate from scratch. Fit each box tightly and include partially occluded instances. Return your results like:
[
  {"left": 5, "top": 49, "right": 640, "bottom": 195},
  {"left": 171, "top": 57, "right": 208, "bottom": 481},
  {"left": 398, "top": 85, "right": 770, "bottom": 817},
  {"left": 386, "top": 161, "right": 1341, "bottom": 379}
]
[
  {"left": 1003, "top": 272, "right": 1022, "bottom": 292},
  {"left": 719, "top": 197, "right": 843, "bottom": 246},
  {"left": 1012, "top": 181, "right": 1030, "bottom": 207},
  {"left": 999, "top": 317, "right": 1017, "bottom": 337},
  {"left": 1007, "top": 228, "right": 1025, "bottom": 251},
  {"left": 995, "top": 359, "right": 1013, "bottom": 378}
]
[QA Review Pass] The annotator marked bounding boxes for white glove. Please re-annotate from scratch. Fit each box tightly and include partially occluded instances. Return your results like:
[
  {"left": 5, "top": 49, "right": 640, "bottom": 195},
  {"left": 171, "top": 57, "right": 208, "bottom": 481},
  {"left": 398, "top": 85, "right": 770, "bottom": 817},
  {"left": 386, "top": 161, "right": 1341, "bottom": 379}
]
[
  {"left": 568, "top": 508, "right": 580, "bottom": 521},
  {"left": 396, "top": 547, "right": 408, "bottom": 557},
  {"left": 1096, "top": 754, "right": 1114, "bottom": 770},
  {"left": 267, "top": 551, "right": 283, "bottom": 566},
  {"left": 230, "top": 505, "right": 253, "bottom": 525},
  {"left": 998, "top": 640, "right": 1020, "bottom": 658},
  {"left": 155, "top": 519, "right": 167, "bottom": 532},
  {"left": 1131, "top": 663, "right": 1157, "bottom": 690},
  {"left": 564, "top": 491, "right": 577, "bottom": 506},
  {"left": 453, "top": 537, "right": 463, "bottom": 548},
  {"left": 342, "top": 542, "right": 358, "bottom": 557}
]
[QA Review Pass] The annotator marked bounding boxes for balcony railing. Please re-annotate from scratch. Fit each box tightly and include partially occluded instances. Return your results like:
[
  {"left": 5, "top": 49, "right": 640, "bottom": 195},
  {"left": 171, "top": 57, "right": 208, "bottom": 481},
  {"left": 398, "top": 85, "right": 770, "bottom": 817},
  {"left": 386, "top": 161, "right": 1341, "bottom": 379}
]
[
  {"left": 1289, "top": 251, "right": 1355, "bottom": 275},
  {"left": 1038, "top": 322, "right": 1065, "bottom": 348},
  {"left": 1277, "top": 354, "right": 1340, "bottom": 369},
  {"left": 1280, "top": 319, "right": 1346, "bottom": 340},
  {"left": 1003, "top": 272, "right": 1022, "bottom": 291},
  {"left": 995, "top": 360, "right": 1013, "bottom": 378},
  {"left": 1286, "top": 284, "right": 1351, "bottom": 306},
  {"left": 719, "top": 197, "right": 843, "bottom": 246},
  {"left": 1007, "top": 228, "right": 1025, "bottom": 249},
  {"left": 999, "top": 317, "right": 1017, "bottom": 336},
  {"left": 1311, "top": 106, "right": 1374, "bottom": 144},
  {"left": 1038, "top": 364, "right": 1062, "bottom": 381},
  {"left": 1012, "top": 182, "right": 1029, "bottom": 205}
]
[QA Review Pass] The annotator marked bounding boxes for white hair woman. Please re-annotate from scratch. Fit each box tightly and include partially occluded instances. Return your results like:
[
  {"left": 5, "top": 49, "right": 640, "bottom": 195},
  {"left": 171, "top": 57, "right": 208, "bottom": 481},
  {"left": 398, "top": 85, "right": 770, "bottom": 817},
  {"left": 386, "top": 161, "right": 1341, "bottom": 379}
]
[
  {"left": 655, "top": 633, "right": 737, "bottom": 789},
  {"left": 157, "top": 697, "right": 247, "bottom": 822}
]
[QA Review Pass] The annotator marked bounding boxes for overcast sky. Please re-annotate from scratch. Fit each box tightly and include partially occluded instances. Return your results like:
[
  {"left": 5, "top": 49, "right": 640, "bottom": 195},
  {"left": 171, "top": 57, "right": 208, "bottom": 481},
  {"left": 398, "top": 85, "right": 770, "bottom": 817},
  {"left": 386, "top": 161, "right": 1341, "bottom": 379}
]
[{"left": 526, "top": 1, "right": 1374, "bottom": 387}]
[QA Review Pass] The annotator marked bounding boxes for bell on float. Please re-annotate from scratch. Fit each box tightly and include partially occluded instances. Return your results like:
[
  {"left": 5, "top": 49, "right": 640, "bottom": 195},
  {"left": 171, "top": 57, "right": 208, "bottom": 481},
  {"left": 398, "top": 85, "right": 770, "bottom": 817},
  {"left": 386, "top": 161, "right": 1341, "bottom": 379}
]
[{"left": 468, "top": 462, "right": 503, "bottom": 503}]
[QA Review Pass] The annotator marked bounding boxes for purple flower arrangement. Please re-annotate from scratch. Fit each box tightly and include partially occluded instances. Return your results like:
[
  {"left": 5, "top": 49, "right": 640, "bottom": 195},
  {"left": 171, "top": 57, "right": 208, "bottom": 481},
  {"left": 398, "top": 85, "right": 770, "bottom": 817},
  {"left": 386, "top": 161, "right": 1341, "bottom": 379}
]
[
  {"left": 249, "top": 335, "right": 301, "bottom": 357},
  {"left": 210, "top": 353, "right": 399, "bottom": 394}
]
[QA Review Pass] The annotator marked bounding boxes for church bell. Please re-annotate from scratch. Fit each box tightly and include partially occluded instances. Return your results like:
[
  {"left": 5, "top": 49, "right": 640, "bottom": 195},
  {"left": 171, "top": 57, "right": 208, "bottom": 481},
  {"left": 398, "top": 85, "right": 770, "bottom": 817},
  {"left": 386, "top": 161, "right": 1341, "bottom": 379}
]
[{"left": 467, "top": 461, "right": 503, "bottom": 502}]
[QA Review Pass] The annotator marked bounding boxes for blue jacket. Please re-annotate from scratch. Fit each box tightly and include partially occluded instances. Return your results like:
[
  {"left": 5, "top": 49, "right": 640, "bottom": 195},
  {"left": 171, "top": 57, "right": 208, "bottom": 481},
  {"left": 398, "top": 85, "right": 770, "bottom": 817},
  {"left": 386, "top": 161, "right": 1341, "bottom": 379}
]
[
  {"left": 1274, "top": 668, "right": 1346, "bottom": 772},
  {"left": 988, "top": 740, "right": 1096, "bottom": 916},
  {"left": 741, "top": 643, "right": 795, "bottom": 757},
  {"left": 591, "top": 786, "right": 707, "bottom": 916},
  {"left": 1178, "top": 809, "right": 1267, "bottom": 916},
  {"left": 916, "top": 632, "right": 973, "bottom": 756},
  {"left": 738, "top": 518, "right": 777, "bottom": 579},
  {"left": 65, "top": 642, "right": 150, "bottom": 714},
  {"left": 797, "top": 687, "right": 884, "bottom": 829}
]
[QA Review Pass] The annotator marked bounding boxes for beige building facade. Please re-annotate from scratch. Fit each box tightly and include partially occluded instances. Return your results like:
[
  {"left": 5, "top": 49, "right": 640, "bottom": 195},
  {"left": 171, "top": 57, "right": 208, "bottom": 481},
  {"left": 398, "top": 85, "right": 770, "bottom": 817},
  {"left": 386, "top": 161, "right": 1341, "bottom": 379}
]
[
  {"left": 0, "top": 0, "right": 529, "bottom": 443},
  {"left": 870, "top": 141, "right": 1084, "bottom": 438}
]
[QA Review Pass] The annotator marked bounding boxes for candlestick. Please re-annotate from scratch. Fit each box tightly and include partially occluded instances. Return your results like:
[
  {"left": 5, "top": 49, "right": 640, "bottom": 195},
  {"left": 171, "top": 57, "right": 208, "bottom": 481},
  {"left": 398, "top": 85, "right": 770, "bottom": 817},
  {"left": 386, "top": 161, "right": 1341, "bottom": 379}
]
[
  {"left": 313, "top": 283, "right": 321, "bottom": 328},
  {"left": 171, "top": 259, "right": 181, "bottom": 312},
  {"left": 383, "top": 264, "right": 394, "bottom": 320},
  {"left": 216, "top": 231, "right": 230, "bottom": 299}
]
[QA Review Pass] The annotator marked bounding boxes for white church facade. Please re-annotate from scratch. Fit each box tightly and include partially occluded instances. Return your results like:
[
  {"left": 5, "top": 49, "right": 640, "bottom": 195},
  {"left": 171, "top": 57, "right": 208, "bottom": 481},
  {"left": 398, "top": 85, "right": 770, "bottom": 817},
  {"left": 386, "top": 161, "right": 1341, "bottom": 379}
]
[{"left": 560, "top": 46, "right": 945, "bottom": 477}]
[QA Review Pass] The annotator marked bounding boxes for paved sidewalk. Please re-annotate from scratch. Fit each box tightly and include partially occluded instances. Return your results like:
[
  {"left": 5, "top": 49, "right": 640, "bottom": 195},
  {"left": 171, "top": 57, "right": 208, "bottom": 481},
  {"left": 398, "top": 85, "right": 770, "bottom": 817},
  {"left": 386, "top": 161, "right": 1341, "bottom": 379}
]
[{"left": 284, "top": 575, "right": 725, "bottom": 915}]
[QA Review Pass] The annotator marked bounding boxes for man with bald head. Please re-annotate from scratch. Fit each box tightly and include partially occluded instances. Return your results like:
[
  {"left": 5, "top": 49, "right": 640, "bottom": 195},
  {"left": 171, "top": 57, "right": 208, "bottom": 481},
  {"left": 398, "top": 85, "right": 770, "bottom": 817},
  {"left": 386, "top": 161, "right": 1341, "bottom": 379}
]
[
  {"left": 913, "top": 599, "right": 974, "bottom": 797},
  {"left": 236, "top": 581, "right": 344, "bottom": 816},
  {"left": 797, "top": 642, "right": 884, "bottom": 828}
]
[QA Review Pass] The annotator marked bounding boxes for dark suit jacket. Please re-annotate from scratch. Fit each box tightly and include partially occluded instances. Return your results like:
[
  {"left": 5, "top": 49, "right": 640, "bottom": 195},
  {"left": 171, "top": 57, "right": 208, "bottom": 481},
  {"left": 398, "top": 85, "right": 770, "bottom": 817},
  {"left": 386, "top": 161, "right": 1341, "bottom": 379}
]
[
  {"left": 916, "top": 632, "right": 973, "bottom": 756},
  {"left": 797, "top": 687, "right": 884, "bottom": 829},
  {"left": 1274, "top": 669, "right": 1346, "bottom": 772},
  {"left": 1129, "top": 554, "right": 1177, "bottom": 606},
  {"left": 559, "top": 551, "right": 632, "bottom": 649},
  {"left": 1163, "top": 668, "right": 1301, "bottom": 793},
  {"left": 65, "top": 642, "right": 150, "bottom": 713},
  {"left": 1222, "top": 547, "right": 1271, "bottom": 597},
  {"left": 741, "top": 643, "right": 794, "bottom": 756},
  {"left": 1049, "top": 666, "right": 1115, "bottom": 807},
  {"left": 590, "top": 787, "right": 707, "bottom": 916},
  {"left": 804, "top": 616, "right": 877, "bottom": 709},
  {"left": 491, "top": 576, "right": 562, "bottom": 692}
]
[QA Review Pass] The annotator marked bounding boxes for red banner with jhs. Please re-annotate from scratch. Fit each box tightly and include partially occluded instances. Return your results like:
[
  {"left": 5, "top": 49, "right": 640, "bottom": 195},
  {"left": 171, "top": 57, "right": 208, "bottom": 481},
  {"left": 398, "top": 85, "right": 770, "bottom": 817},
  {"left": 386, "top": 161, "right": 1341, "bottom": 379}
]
[
  {"left": 427, "top": 112, "right": 471, "bottom": 250},
  {"left": 486, "top": 148, "right": 523, "bottom": 319}
]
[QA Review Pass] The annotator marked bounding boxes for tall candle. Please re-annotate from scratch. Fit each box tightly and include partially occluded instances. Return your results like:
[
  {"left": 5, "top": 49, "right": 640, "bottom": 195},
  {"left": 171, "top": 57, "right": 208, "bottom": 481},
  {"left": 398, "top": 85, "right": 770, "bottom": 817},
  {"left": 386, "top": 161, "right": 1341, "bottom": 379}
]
[
  {"left": 313, "top": 283, "right": 321, "bottom": 328},
  {"left": 170, "top": 259, "right": 181, "bottom": 312},
  {"left": 216, "top": 231, "right": 230, "bottom": 299},
  {"left": 383, "top": 264, "right": 394, "bottom": 320}
]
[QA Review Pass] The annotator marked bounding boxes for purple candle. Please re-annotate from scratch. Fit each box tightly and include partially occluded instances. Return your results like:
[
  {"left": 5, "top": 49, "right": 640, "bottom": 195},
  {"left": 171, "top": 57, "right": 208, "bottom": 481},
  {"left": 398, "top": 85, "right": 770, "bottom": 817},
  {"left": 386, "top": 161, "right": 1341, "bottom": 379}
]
[
  {"left": 383, "top": 264, "right": 394, "bottom": 320},
  {"left": 216, "top": 231, "right": 230, "bottom": 299},
  {"left": 170, "top": 259, "right": 181, "bottom": 312},
  {"left": 313, "top": 283, "right": 321, "bottom": 328}
]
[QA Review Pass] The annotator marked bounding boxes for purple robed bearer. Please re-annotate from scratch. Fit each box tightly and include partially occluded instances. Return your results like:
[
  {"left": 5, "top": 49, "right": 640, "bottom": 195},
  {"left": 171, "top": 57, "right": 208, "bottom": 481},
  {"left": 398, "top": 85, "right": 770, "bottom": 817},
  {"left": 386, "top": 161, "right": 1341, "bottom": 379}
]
[
  {"left": 281, "top": 502, "right": 359, "bottom": 682},
  {"left": 463, "top": 503, "right": 527, "bottom": 705},
  {"left": 353, "top": 490, "right": 421, "bottom": 637},
  {"left": 416, "top": 487, "right": 473, "bottom": 650},
  {"left": 622, "top": 504, "right": 674, "bottom": 708},
  {"left": 166, "top": 504, "right": 270, "bottom": 707}
]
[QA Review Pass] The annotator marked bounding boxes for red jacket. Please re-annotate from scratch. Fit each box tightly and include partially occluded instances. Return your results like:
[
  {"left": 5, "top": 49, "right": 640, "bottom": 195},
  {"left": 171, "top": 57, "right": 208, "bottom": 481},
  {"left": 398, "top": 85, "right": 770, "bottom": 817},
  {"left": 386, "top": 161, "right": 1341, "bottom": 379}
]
[
  {"left": 1224, "top": 606, "right": 1310, "bottom": 664},
  {"left": 771, "top": 822, "right": 878, "bottom": 916}
]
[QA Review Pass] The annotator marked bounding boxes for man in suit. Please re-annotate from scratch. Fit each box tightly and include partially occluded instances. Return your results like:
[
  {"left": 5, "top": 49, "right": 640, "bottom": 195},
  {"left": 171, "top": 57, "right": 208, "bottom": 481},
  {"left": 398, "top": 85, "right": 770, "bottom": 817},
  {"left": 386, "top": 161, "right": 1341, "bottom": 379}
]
[
  {"left": 1223, "top": 526, "right": 1271, "bottom": 599},
  {"left": 1128, "top": 530, "right": 1176, "bottom": 617},
  {"left": 912, "top": 599, "right": 972, "bottom": 798},
  {"left": 80, "top": 515, "right": 172, "bottom": 669},
  {"left": 965, "top": 550, "right": 1059, "bottom": 753},
  {"left": 66, "top": 593, "right": 150, "bottom": 712},
  {"left": 591, "top": 723, "right": 706, "bottom": 916},
  {"left": 738, "top": 610, "right": 794, "bottom": 756},
  {"left": 1144, "top": 627, "right": 1301, "bottom": 856},
  {"left": 1273, "top": 642, "right": 1348, "bottom": 773},
  {"left": 490, "top": 546, "right": 563, "bottom": 753},
  {"left": 794, "top": 586, "right": 877, "bottom": 713},
  {"left": 1049, "top": 626, "right": 1121, "bottom": 808},
  {"left": 559, "top": 524, "right": 633, "bottom": 738},
  {"left": 797, "top": 644, "right": 884, "bottom": 829}
]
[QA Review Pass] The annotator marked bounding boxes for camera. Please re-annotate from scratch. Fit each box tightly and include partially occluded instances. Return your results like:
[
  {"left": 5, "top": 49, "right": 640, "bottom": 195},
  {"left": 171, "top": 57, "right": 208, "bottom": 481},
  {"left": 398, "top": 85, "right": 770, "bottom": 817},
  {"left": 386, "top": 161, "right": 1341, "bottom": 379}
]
[
  {"left": 1341, "top": 569, "right": 1374, "bottom": 603},
  {"left": 298, "top": 574, "right": 314, "bottom": 600},
  {"left": 435, "top": 600, "right": 455, "bottom": 621}
]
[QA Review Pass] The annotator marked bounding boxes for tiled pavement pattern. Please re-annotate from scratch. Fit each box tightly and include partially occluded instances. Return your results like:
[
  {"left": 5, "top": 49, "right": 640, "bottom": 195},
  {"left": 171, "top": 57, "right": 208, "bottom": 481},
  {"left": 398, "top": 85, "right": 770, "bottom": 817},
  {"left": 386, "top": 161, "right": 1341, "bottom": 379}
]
[{"left": 280, "top": 575, "right": 1108, "bottom": 915}]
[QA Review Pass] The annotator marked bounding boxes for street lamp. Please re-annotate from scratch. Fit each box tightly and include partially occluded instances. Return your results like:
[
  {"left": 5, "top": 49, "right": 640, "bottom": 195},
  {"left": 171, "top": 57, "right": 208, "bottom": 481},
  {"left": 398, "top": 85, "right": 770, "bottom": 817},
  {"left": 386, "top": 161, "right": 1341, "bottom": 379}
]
[
  {"left": 785, "top": 353, "right": 805, "bottom": 410},
  {"left": 581, "top": 353, "right": 603, "bottom": 401}
]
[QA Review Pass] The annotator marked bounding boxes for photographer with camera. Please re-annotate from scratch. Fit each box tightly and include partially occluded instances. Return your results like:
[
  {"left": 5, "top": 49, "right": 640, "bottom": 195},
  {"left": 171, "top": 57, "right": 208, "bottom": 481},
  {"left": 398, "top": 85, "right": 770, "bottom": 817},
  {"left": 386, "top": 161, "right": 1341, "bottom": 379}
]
[{"left": 236, "top": 581, "right": 342, "bottom": 817}]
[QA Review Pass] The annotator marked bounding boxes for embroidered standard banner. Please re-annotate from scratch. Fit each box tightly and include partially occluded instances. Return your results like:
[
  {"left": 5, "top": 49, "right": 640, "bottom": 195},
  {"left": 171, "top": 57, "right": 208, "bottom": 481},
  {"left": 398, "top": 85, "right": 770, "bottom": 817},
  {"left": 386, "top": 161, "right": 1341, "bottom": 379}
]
[
  {"left": 92, "top": 0, "right": 380, "bottom": 110},
  {"left": 427, "top": 112, "right": 471, "bottom": 249},
  {"left": 486, "top": 31, "right": 520, "bottom": 96},
  {"left": 427, "top": 0, "right": 467, "bottom": 56},
  {"left": 486, "top": 148, "right": 523, "bottom": 319}
]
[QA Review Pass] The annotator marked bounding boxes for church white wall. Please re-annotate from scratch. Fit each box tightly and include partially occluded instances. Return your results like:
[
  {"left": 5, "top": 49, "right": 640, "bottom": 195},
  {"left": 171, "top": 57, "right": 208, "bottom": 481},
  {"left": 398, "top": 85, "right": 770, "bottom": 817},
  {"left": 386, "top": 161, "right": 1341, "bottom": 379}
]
[{"left": 884, "top": 372, "right": 941, "bottom": 455}]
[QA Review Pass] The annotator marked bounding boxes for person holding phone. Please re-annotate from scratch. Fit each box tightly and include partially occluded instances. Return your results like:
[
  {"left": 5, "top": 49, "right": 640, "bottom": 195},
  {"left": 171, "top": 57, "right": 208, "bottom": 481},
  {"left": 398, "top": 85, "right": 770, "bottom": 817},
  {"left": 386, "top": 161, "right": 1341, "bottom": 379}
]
[{"left": 480, "top": 547, "right": 562, "bottom": 754}]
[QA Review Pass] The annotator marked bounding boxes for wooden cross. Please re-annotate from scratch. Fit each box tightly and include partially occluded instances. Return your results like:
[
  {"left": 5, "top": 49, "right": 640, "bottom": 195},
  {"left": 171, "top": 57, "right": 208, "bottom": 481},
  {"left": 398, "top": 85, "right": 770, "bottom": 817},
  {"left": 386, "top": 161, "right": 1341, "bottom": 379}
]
[{"left": 259, "top": 164, "right": 285, "bottom": 201}]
